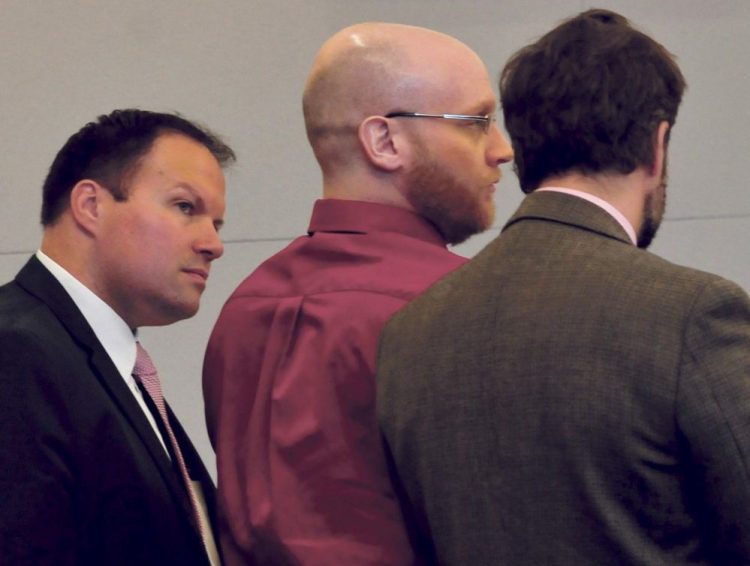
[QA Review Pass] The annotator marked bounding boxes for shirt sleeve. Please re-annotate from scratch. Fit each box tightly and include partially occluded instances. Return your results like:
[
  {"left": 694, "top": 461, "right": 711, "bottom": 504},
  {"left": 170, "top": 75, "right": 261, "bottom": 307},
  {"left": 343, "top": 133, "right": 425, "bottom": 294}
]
[
  {"left": 203, "top": 290, "right": 416, "bottom": 565},
  {"left": 675, "top": 277, "right": 750, "bottom": 561}
]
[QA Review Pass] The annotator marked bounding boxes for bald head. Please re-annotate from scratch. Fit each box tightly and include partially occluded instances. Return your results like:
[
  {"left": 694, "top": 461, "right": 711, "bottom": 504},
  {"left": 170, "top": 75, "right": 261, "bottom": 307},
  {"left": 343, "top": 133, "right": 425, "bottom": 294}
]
[{"left": 302, "top": 23, "right": 488, "bottom": 172}]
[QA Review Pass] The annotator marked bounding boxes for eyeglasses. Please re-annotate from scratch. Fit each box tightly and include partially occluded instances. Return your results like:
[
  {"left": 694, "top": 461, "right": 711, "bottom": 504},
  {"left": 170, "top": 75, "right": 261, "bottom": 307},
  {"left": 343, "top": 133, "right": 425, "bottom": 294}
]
[{"left": 385, "top": 111, "right": 496, "bottom": 134}]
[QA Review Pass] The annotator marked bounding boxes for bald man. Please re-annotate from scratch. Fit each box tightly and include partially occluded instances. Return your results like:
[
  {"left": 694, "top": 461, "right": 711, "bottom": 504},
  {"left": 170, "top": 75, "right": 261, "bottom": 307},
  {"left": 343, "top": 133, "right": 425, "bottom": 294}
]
[{"left": 203, "top": 23, "right": 512, "bottom": 565}]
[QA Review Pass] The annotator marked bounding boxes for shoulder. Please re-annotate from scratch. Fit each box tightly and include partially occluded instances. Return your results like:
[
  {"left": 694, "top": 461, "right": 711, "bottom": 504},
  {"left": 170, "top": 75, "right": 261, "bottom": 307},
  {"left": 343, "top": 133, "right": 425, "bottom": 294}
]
[
  {"left": 0, "top": 277, "right": 37, "bottom": 314},
  {"left": 0, "top": 304, "right": 87, "bottom": 381},
  {"left": 627, "top": 249, "right": 746, "bottom": 307},
  {"left": 222, "top": 231, "right": 467, "bottom": 304},
  {"left": 0, "top": 279, "right": 95, "bottom": 397},
  {"left": 0, "top": 323, "right": 86, "bottom": 430},
  {"left": 0, "top": 281, "right": 61, "bottom": 345},
  {"left": 681, "top": 275, "right": 750, "bottom": 342}
]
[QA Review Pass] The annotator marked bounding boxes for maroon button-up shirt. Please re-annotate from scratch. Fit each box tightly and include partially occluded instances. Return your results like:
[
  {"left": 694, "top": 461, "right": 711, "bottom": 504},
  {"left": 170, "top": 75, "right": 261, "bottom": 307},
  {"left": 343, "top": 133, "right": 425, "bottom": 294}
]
[{"left": 204, "top": 199, "right": 467, "bottom": 565}]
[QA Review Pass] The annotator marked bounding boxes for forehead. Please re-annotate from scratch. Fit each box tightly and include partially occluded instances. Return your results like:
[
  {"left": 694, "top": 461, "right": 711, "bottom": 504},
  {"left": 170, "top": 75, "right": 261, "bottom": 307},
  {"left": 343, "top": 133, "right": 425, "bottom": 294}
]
[
  {"left": 139, "top": 133, "right": 215, "bottom": 170},
  {"left": 131, "top": 133, "right": 225, "bottom": 190}
]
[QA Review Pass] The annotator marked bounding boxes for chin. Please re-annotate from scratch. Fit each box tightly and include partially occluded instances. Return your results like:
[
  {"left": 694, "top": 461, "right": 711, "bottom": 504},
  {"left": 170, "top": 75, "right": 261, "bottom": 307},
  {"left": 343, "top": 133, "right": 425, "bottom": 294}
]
[
  {"left": 148, "top": 303, "right": 201, "bottom": 327},
  {"left": 176, "top": 303, "right": 201, "bottom": 321}
]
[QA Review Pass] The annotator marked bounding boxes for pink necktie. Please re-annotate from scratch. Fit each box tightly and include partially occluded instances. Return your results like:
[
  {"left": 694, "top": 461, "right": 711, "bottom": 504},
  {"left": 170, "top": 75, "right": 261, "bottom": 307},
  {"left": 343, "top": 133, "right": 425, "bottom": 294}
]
[{"left": 132, "top": 342, "right": 207, "bottom": 543}]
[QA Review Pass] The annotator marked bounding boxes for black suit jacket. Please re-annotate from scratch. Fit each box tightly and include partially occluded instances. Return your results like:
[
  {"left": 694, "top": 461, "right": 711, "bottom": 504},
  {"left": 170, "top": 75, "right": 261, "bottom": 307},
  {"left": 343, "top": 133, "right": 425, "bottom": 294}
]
[
  {"left": 0, "top": 257, "right": 216, "bottom": 565},
  {"left": 378, "top": 191, "right": 750, "bottom": 565}
]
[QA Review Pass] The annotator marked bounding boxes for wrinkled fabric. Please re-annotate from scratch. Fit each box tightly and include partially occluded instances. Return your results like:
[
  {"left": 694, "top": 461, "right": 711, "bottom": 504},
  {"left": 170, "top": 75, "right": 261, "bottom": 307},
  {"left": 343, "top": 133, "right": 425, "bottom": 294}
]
[{"left": 203, "top": 199, "right": 467, "bottom": 565}]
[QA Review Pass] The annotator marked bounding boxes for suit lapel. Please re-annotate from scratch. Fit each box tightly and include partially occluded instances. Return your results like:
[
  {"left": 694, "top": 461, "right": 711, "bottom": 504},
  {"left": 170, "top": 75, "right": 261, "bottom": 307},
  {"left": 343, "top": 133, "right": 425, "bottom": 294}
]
[
  {"left": 168, "top": 404, "right": 219, "bottom": 524},
  {"left": 14, "top": 256, "right": 198, "bottom": 526},
  {"left": 503, "top": 191, "right": 633, "bottom": 245}
]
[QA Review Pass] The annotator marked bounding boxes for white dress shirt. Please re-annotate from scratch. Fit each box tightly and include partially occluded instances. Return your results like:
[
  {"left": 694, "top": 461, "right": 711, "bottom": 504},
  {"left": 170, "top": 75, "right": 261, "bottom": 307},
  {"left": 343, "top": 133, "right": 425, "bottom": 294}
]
[
  {"left": 36, "top": 250, "right": 169, "bottom": 455},
  {"left": 36, "top": 250, "right": 220, "bottom": 564}
]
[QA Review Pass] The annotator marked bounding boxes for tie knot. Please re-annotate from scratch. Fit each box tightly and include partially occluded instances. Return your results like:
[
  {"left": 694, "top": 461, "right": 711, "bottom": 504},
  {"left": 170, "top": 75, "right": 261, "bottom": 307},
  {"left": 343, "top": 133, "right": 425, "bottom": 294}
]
[
  {"left": 133, "top": 342, "right": 158, "bottom": 382},
  {"left": 132, "top": 341, "right": 165, "bottom": 407}
]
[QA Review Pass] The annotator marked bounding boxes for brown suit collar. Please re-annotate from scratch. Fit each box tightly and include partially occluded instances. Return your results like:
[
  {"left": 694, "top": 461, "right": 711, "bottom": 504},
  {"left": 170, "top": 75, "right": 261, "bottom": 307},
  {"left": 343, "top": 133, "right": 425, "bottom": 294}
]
[{"left": 502, "top": 190, "right": 634, "bottom": 246}]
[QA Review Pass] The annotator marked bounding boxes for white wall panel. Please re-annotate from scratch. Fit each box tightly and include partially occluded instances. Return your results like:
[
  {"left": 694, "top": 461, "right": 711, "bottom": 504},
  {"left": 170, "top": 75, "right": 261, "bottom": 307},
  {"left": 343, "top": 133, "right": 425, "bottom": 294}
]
[
  {"left": 1, "top": 0, "right": 747, "bottom": 473},
  {"left": 0, "top": 253, "right": 33, "bottom": 286},
  {"left": 652, "top": 215, "right": 750, "bottom": 292}
]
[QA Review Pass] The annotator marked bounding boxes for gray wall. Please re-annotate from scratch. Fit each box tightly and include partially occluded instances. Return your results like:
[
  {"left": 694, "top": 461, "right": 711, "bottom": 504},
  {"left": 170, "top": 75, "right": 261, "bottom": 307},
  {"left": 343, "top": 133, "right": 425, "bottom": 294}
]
[{"left": 2, "top": 1, "right": 748, "bottom": 475}]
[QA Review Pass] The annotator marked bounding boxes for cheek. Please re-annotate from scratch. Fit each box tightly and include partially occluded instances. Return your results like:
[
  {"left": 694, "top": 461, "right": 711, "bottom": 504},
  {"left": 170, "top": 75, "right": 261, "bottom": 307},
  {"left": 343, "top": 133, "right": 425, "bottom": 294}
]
[
  {"left": 120, "top": 221, "right": 181, "bottom": 272},
  {"left": 130, "top": 214, "right": 182, "bottom": 250},
  {"left": 456, "top": 149, "right": 486, "bottom": 181}
]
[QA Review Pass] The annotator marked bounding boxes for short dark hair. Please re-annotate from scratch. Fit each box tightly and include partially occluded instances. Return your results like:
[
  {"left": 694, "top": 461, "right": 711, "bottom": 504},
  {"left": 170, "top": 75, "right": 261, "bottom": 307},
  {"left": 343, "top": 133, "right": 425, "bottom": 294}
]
[
  {"left": 500, "top": 9, "right": 686, "bottom": 193},
  {"left": 41, "top": 109, "right": 236, "bottom": 225}
]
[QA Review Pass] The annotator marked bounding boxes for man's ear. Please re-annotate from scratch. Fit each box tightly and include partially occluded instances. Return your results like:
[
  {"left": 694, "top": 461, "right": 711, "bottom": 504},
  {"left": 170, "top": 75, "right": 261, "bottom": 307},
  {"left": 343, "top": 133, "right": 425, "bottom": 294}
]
[
  {"left": 651, "top": 120, "right": 670, "bottom": 180},
  {"left": 358, "top": 116, "right": 404, "bottom": 172},
  {"left": 69, "top": 180, "right": 107, "bottom": 235}
]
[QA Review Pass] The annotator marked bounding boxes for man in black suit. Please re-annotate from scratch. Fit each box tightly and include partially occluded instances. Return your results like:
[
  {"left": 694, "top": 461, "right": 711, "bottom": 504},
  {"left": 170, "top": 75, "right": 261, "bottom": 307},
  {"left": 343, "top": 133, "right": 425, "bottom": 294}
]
[{"left": 0, "top": 109, "right": 234, "bottom": 565}]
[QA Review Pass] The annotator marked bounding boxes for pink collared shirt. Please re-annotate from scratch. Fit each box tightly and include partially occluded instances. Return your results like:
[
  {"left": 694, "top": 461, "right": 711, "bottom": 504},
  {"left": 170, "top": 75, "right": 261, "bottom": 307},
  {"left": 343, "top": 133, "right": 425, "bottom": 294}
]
[{"left": 536, "top": 186, "right": 637, "bottom": 245}]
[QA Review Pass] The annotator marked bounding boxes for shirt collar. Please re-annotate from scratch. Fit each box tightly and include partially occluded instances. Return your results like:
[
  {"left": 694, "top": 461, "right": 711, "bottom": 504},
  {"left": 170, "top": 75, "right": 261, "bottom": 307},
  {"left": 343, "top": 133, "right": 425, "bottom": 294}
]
[
  {"left": 536, "top": 187, "right": 637, "bottom": 245},
  {"left": 35, "top": 250, "right": 137, "bottom": 379},
  {"left": 307, "top": 199, "right": 448, "bottom": 246}
]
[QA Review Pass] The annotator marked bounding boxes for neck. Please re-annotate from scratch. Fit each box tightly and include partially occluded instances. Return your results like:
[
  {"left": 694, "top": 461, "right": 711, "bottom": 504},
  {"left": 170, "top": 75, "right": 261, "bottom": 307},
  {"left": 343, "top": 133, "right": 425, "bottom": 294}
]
[
  {"left": 321, "top": 172, "right": 415, "bottom": 210},
  {"left": 40, "top": 222, "right": 94, "bottom": 291},
  {"left": 540, "top": 169, "right": 652, "bottom": 236}
]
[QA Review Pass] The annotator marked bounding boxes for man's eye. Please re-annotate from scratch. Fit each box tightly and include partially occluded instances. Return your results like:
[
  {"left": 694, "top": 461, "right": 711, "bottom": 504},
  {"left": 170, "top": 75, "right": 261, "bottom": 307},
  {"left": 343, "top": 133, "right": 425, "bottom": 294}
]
[
  {"left": 177, "top": 201, "right": 195, "bottom": 214},
  {"left": 473, "top": 116, "right": 493, "bottom": 134}
]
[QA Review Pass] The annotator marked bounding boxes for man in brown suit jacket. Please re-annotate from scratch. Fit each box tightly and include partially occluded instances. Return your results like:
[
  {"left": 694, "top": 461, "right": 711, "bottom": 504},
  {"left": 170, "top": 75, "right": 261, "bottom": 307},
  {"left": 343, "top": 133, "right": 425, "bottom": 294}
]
[{"left": 377, "top": 9, "right": 750, "bottom": 565}]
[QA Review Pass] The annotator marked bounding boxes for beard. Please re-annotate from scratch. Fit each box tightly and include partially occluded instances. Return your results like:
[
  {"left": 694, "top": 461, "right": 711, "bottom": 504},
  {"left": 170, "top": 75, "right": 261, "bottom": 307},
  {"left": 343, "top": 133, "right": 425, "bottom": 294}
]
[
  {"left": 404, "top": 144, "right": 494, "bottom": 245},
  {"left": 637, "top": 158, "right": 668, "bottom": 249}
]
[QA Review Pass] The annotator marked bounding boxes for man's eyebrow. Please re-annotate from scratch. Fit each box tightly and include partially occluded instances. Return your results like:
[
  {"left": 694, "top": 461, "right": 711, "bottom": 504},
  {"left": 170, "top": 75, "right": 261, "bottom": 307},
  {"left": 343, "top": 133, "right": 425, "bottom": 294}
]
[
  {"left": 173, "top": 183, "right": 199, "bottom": 195},
  {"left": 461, "top": 105, "right": 494, "bottom": 118},
  {"left": 476, "top": 103, "right": 497, "bottom": 116}
]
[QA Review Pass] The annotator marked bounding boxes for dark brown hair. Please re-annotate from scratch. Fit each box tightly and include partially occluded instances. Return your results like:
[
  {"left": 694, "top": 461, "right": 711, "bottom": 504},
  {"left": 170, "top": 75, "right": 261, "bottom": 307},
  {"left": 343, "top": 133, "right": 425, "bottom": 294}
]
[
  {"left": 41, "top": 109, "right": 235, "bottom": 225},
  {"left": 500, "top": 9, "right": 686, "bottom": 193}
]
